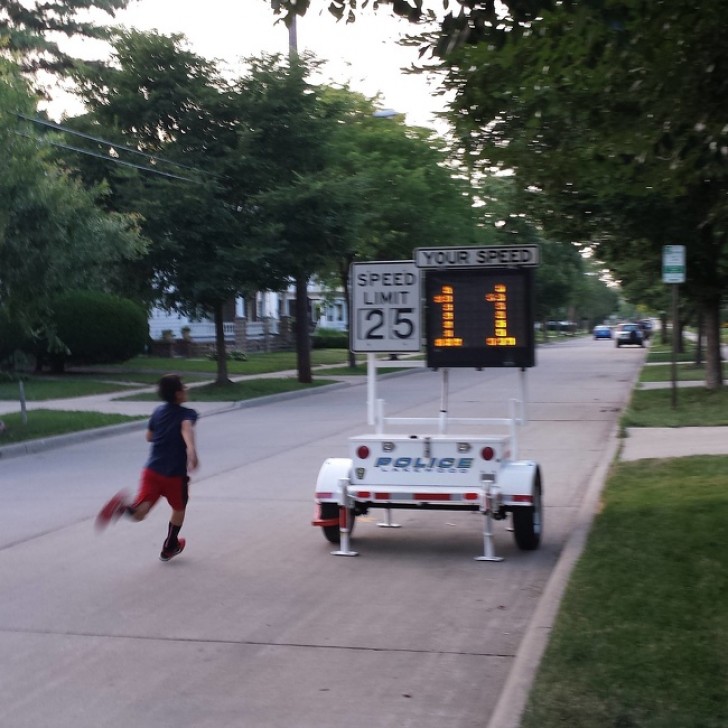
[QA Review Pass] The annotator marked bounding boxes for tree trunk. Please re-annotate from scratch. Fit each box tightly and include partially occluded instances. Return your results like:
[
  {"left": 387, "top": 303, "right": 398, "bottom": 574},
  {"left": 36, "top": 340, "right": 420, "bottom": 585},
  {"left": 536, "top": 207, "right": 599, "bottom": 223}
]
[
  {"left": 295, "top": 275, "right": 312, "bottom": 383},
  {"left": 213, "top": 302, "right": 231, "bottom": 385},
  {"left": 703, "top": 299, "right": 724, "bottom": 390},
  {"left": 340, "top": 262, "right": 356, "bottom": 369},
  {"left": 694, "top": 310, "right": 704, "bottom": 367}
]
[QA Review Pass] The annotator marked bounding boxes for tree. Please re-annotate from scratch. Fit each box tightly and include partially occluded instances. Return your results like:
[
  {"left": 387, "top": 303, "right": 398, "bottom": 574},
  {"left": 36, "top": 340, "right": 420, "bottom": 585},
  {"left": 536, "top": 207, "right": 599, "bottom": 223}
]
[
  {"left": 433, "top": 1, "right": 727, "bottom": 388},
  {"left": 310, "top": 85, "right": 484, "bottom": 363},
  {"left": 0, "top": 0, "right": 129, "bottom": 76},
  {"left": 228, "top": 53, "right": 351, "bottom": 383},
  {"left": 69, "top": 31, "right": 275, "bottom": 385},
  {"left": 0, "top": 60, "right": 146, "bottom": 353}
]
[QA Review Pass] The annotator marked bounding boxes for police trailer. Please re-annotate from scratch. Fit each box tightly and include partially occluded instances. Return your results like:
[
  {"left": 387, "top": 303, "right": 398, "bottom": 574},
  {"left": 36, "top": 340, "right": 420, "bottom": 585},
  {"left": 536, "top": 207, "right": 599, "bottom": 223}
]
[{"left": 312, "top": 245, "right": 543, "bottom": 561}]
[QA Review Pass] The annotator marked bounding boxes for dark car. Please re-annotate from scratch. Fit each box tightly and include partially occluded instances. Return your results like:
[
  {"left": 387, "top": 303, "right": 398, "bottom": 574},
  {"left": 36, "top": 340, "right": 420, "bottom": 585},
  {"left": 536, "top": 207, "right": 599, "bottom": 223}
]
[
  {"left": 593, "top": 324, "right": 612, "bottom": 340},
  {"left": 615, "top": 323, "right": 644, "bottom": 347}
]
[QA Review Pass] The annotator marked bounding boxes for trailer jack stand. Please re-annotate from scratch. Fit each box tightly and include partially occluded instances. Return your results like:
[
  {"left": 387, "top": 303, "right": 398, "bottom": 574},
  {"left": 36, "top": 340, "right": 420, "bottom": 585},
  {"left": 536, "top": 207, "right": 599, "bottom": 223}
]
[
  {"left": 332, "top": 478, "right": 358, "bottom": 557},
  {"left": 377, "top": 508, "right": 401, "bottom": 529},
  {"left": 475, "top": 484, "right": 503, "bottom": 562}
]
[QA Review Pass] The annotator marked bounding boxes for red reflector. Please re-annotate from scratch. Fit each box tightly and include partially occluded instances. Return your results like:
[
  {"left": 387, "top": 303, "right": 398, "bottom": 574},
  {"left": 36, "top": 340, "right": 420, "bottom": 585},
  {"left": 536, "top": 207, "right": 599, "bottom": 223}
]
[
  {"left": 511, "top": 495, "right": 533, "bottom": 504},
  {"left": 481, "top": 446, "right": 495, "bottom": 461},
  {"left": 315, "top": 492, "right": 333, "bottom": 499},
  {"left": 464, "top": 492, "right": 479, "bottom": 501},
  {"left": 355, "top": 491, "right": 371, "bottom": 499},
  {"left": 356, "top": 445, "right": 370, "bottom": 459},
  {"left": 374, "top": 493, "right": 391, "bottom": 500},
  {"left": 414, "top": 493, "right": 451, "bottom": 501}
]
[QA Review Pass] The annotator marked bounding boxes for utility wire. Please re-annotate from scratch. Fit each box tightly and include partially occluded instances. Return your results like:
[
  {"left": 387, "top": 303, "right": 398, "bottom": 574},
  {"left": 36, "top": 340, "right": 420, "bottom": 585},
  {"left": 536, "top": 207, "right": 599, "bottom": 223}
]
[
  {"left": 14, "top": 130, "right": 200, "bottom": 183},
  {"left": 16, "top": 112, "right": 214, "bottom": 179}
]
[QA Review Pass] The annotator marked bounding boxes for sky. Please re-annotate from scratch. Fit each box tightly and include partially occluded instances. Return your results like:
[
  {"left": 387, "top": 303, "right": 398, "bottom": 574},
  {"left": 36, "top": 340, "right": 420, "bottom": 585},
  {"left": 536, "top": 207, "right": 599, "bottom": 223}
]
[{"left": 49, "top": 0, "right": 449, "bottom": 130}]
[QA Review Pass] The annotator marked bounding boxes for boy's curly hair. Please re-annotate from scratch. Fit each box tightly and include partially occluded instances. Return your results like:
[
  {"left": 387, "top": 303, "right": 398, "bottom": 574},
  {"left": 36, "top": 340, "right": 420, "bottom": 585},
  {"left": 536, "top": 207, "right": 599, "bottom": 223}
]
[{"left": 158, "top": 374, "right": 184, "bottom": 404}]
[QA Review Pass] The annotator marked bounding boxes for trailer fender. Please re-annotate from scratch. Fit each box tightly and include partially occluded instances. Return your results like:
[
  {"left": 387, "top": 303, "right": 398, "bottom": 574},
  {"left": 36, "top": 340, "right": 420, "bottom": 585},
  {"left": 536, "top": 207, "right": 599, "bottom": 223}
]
[
  {"left": 497, "top": 460, "right": 542, "bottom": 505},
  {"left": 314, "top": 458, "right": 353, "bottom": 505}
]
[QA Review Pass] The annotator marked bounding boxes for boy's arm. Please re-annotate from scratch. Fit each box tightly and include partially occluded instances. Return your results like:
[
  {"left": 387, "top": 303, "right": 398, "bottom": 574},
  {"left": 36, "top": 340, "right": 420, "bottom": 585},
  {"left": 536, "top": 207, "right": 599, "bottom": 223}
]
[{"left": 181, "top": 419, "right": 199, "bottom": 471}]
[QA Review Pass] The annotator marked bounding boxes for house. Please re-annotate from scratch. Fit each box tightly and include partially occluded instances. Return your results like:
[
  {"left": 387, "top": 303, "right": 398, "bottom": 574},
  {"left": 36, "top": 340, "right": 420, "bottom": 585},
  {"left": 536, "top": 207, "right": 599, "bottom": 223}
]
[{"left": 147, "top": 279, "right": 347, "bottom": 353}]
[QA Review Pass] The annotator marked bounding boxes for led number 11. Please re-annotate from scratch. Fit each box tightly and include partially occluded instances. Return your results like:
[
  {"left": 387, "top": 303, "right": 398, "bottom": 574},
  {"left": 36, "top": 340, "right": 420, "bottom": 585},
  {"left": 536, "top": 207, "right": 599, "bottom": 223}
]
[{"left": 485, "top": 283, "right": 516, "bottom": 345}]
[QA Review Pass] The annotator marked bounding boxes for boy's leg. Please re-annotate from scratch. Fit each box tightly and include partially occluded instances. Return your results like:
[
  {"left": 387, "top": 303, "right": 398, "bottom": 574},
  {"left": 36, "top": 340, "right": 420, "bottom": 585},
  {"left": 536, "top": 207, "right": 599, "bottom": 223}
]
[{"left": 160, "top": 476, "right": 188, "bottom": 561}]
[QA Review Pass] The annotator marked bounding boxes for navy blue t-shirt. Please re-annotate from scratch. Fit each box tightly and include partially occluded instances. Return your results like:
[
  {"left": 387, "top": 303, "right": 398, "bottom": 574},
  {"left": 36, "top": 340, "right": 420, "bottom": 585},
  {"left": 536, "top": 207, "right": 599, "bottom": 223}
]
[{"left": 145, "top": 403, "right": 198, "bottom": 477}]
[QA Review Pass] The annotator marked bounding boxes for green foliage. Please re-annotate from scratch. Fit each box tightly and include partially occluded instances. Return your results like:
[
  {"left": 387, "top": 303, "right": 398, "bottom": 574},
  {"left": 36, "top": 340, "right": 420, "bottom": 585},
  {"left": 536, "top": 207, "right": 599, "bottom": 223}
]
[
  {"left": 0, "top": 61, "right": 146, "bottom": 334},
  {"left": 311, "top": 328, "right": 349, "bottom": 349},
  {"left": 432, "top": 0, "right": 727, "bottom": 386},
  {"left": 0, "top": 307, "right": 26, "bottom": 363},
  {"left": 205, "top": 350, "right": 248, "bottom": 362},
  {"left": 0, "top": 0, "right": 130, "bottom": 77},
  {"left": 0, "top": 410, "right": 142, "bottom": 444},
  {"left": 51, "top": 291, "right": 148, "bottom": 366}
]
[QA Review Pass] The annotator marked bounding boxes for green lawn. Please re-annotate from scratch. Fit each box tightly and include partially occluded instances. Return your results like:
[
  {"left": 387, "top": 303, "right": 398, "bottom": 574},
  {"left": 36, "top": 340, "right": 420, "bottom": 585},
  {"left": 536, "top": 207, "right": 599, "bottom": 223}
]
[
  {"left": 0, "top": 376, "right": 144, "bottom": 401},
  {"left": 0, "top": 350, "right": 358, "bottom": 402},
  {"left": 521, "top": 456, "right": 728, "bottom": 728},
  {"left": 622, "top": 387, "right": 728, "bottom": 428},
  {"left": 0, "top": 410, "right": 144, "bottom": 443},
  {"left": 116, "top": 377, "right": 337, "bottom": 401},
  {"left": 639, "top": 362, "right": 707, "bottom": 382}
]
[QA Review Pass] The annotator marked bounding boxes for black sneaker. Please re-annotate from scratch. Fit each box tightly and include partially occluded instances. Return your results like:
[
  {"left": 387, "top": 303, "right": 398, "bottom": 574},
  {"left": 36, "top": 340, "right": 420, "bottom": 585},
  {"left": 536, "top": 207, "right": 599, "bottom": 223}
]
[{"left": 160, "top": 538, "right": 186, "bottom": 562}]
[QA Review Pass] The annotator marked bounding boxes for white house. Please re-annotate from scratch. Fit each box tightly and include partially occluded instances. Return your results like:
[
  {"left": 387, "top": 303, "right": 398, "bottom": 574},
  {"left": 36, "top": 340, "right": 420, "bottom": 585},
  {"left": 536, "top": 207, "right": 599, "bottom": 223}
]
[{"left": 148, "top": 279, "right": 348, "bottom": 344}]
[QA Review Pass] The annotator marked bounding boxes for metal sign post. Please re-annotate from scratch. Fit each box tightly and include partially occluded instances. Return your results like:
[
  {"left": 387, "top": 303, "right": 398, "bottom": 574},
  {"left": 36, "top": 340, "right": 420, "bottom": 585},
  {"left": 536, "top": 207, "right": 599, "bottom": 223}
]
[{"left": 662, "top": 245, "right": 686, "bottom": 410}]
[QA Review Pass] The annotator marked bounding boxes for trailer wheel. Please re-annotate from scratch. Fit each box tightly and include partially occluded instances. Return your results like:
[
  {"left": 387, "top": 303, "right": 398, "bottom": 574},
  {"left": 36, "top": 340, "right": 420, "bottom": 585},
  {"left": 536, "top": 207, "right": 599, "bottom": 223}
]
[
  {"left": 320, "top": 503, "right": 355, "bottom": 544},
  {"left": 512, "top": 480, "right": 543, "bottom": 551}
]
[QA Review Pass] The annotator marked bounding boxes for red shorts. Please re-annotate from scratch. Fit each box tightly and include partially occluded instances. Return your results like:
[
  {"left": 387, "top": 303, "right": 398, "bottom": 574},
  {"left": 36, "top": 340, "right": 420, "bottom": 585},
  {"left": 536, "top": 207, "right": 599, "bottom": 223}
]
[{"left": 135, "top": 468, "right": 189, "bottom": 512}]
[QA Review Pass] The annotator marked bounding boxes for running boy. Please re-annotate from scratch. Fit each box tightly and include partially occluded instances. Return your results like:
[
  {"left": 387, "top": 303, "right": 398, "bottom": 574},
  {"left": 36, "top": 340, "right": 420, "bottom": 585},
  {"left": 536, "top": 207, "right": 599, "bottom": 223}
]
[{"left": 96, "top": 373, "right": 199, "bottom": 561}]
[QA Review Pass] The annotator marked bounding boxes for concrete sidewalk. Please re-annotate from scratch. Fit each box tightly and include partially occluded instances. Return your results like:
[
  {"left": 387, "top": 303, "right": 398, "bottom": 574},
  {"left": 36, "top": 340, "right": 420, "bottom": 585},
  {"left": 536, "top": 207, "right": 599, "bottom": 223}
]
[{"left": 620, "top": 426, "right": 728, "bottom": 461}]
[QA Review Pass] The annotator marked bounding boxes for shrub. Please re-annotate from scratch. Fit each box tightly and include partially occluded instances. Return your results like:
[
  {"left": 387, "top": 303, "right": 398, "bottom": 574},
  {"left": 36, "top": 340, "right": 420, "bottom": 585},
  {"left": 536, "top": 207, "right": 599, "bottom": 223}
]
[
  {"left": 205, "top": 349, "right": 248, "bottom": 361},
  {"left": 0, "top": 309, "right": 27, "bottom": 364},
  {"left": 312, "top": 328, "right": 349, "bottom": 349},
  {"left": 52, "top": 291, "right": 148, "bottom": 366}
]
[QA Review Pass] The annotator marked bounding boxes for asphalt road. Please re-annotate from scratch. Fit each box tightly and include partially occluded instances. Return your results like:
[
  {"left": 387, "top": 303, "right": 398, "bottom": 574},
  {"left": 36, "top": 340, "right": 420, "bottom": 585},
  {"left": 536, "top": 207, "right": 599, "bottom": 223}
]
[{"left": 0, "top": 338, "right": 644, "bottom": 728}]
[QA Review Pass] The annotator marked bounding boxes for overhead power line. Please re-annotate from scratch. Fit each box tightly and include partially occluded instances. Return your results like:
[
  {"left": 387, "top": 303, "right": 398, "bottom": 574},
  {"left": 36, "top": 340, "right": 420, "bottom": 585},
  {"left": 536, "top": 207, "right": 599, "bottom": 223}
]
[
  {"left": 14, "top": 130, "right": 199, "bottom": 183},
  {"left": 15, "top": 112, "right": 214, "bottom": 183}
]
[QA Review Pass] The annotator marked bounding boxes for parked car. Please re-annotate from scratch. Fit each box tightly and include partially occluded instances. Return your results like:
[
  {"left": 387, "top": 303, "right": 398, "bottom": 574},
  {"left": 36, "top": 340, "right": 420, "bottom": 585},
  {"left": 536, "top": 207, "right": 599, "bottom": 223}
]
[
  {"left": 615, "top": 323, "right": 644, "bottom": 347},
  {"left": 593, "top": 324, "right": 612, "bottom": 340}
]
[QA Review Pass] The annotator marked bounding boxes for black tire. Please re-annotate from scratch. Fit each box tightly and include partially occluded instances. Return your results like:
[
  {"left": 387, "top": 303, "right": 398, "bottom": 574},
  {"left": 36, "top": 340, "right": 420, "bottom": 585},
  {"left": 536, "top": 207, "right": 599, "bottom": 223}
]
[
  {"left": 512, "top": 478, "right": 543, "bottom": 550},
  {"left": 320, "top": 503, "right": 355, "bottom": 544}
]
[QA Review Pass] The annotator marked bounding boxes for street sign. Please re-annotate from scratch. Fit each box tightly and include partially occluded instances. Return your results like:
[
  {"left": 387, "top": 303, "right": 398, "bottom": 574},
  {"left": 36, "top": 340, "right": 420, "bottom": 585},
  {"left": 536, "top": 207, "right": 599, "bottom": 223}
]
[
  {"left": 662, "top": 245, "right": 686, "bottom": 284},
  {"left": 415, "top": 245, "right": 540, "bottom": 269},
  {"left": 350, "top": 261, "right": 421, "bottom": 353}
]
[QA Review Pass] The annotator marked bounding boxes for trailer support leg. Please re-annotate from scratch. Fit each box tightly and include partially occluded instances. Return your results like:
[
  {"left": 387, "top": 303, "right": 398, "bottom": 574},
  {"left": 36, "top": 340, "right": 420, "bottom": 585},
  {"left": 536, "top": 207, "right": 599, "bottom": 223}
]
[
  {"left": 332, "top": 478, "right": 358, "bottom": 557},
  {"left": 475, "top": 484, "right": 503, "bottom": 562},
  {"left": 378, "top": 508, "right": 401, "bottom": 529}
]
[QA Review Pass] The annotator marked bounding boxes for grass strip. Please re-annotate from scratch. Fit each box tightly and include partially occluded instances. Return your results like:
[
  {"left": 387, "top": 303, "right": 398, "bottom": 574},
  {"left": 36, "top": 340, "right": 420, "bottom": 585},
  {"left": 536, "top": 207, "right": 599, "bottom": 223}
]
[
  {"left": 0, "top": 410, "right": 144, "bottom": 444},
  {"left": 115, "top": 377, "right": 337, "bottom": 402},
  {"left": 0, "top": 377, "right": 144, "bottom": 401},
  {"left": 108, "top": 349, "right": 353, "bottom": 375},
  {"left": 639, "top": 363, "right": 706, "bottom": 382},
  {"left": 622, "top": 387, "right": 728, "bottom": 428},
  {"left": 522, "top": 456, "right": 728, "bottom": 728}
]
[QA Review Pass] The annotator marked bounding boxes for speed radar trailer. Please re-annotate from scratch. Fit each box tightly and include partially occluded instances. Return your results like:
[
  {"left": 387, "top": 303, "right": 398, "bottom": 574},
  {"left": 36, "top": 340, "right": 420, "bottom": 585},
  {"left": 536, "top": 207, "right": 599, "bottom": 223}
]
[{"left": 312, "top": 249, "right": 543, "bottom": 561}]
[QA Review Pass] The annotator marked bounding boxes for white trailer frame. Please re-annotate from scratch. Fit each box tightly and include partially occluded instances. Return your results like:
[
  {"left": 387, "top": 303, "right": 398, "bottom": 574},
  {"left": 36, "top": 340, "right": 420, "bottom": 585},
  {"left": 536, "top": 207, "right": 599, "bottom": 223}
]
[{"left": 313, "top": 354, "right": 543, "bottom": 561}]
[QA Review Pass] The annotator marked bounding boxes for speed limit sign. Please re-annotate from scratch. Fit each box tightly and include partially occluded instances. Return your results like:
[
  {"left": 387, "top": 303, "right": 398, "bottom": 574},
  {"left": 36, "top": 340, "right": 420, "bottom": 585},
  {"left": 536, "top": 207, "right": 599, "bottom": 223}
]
[{"left": 350, "top": 261, "right": 421, "bottom": 352}]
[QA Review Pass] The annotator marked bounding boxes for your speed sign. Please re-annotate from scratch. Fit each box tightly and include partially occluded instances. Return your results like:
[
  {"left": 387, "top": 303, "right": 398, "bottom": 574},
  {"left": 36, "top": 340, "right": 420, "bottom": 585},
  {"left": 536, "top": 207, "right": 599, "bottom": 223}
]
[{"left": 350, "top": 261, "right": 421, "bottom": 352}]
